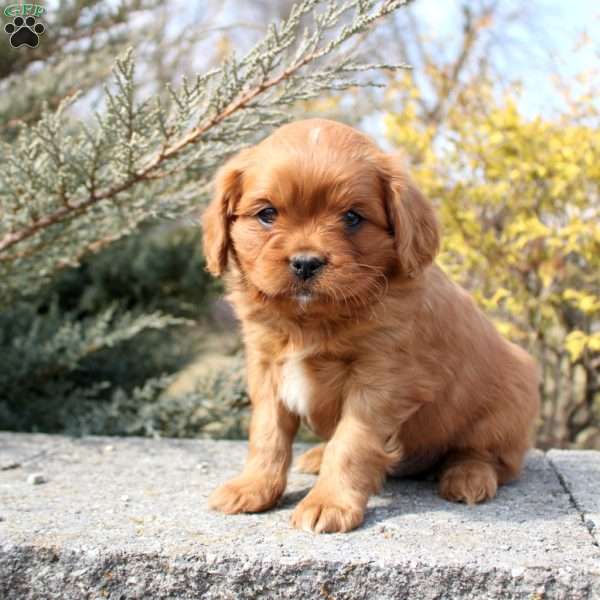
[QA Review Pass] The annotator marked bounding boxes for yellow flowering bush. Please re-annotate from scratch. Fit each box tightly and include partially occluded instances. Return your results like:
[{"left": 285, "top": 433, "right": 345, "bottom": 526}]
[{"left": 386, "top": 76, "right": 600, "bottom": 448}]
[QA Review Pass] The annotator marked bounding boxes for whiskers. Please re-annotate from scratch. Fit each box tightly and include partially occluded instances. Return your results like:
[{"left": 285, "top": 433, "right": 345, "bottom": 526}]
[
  {"left": 354, "top": 263, "right": 389, "bottom": 300},
  {"left": 236, "top": 261, "right": 390, "bottom": 325},
  {"left": 319, "top": 262, "right": 389, "bottom": 322}
]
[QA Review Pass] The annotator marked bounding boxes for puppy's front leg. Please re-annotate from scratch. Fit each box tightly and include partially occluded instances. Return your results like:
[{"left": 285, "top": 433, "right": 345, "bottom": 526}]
[
  {"left": 291, "top": 412, "right": 390, "bottom": 533},
  {"left": 209, "top": 364, "right": 299, "bottom": 514}
]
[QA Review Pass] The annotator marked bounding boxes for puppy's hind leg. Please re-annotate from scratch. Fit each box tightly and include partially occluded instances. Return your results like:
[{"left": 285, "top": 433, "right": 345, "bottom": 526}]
[
  {"left": 438, "top": 450, "right": 499, "bottom": 505},
  {"left": 296, "top": 444, "right": 326, "bottom": 474}
]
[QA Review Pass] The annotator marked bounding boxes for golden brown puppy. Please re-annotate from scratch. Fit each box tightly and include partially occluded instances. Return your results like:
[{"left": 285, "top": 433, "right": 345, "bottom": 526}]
[{"left": 202, "top": 118, "right": 539, "bottom": 533}]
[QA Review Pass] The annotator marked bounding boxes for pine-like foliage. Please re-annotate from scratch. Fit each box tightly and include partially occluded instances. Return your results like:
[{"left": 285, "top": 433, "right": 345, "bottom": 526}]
[
  {"left": 0, "top": 0, "right": 408, "bottom": 302},
  {"left": 0, "top": 1, "right": 163, "bottom": 133},
  {"left": 0, "top": 0, "right": 410, "bottom": 435}
]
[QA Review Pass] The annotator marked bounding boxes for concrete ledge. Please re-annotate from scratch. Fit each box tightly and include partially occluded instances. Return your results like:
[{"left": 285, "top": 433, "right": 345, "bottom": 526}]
[{"left": 1, "top": 433, "right": 599, "bottom": 599}]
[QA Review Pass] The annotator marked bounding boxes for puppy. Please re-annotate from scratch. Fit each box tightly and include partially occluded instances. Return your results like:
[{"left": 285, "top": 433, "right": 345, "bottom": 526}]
[{"left": 202, "top": 119, "right": 539, "bottom": 533}]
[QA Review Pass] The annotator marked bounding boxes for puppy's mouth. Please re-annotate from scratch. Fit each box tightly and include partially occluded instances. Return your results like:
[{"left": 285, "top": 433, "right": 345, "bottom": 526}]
[
  {"left": 293, "top": 291, "right": 313, "bottom": 306},
  {"left": 289, "top": 278, "right": 324, "bottom": 306}
]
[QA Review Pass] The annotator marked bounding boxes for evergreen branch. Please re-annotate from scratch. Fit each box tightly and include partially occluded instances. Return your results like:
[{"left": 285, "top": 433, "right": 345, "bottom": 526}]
[
  {"left": 0, "top": 0, "right": 410, "bottom": 303},
  {"left": 0, "top": 1, "right": 405, "bottom": 259}
]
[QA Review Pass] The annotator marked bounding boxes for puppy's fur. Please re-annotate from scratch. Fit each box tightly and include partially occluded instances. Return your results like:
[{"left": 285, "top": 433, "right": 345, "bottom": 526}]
[{"left": 202, "top": 119, "right": 539, "bottom": 533}]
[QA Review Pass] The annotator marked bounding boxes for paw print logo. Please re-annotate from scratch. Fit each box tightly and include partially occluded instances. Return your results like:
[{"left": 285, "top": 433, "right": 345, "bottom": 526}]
[{"left": 4, "top": 15, "right": 45, "bottom": 48}]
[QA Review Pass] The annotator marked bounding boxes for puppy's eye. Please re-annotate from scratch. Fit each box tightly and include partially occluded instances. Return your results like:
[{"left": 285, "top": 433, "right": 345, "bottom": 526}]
[
  {"left": 342, "top": 210, "right": 363, "bottom": 229},
  {"left": 257, "top": 206, "right": 278, "bottom": 226}
]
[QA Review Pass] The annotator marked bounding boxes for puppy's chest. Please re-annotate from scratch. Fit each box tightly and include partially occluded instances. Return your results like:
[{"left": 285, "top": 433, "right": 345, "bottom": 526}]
[
  {"left": 278, "top": 352, "right": 343, "bottom": 437},
  {"left": 279, "top": 354, "right": 312, "bottom": 417}
]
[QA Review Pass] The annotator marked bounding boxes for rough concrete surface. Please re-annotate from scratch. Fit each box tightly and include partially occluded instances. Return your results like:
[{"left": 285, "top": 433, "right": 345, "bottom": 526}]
[
  {"left": 1, "top": 433, "right": 599, "bottom": 600},
  {"left": 547, "top": 450, "right": 600, "bottom": 546}
]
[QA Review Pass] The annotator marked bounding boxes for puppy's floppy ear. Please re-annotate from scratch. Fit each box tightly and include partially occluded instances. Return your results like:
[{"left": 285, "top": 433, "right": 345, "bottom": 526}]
[
  {"left": 202, "top": 150, "right": 250, "bottom": 276},
  {"left": 379, "top": 154, "right": 440, "bottom": 277}
]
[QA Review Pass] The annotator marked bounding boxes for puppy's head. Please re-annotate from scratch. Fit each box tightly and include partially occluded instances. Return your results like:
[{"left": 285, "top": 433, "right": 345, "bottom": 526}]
[{"left": 202, "top": 119, "right": 439, "bottom": 313}]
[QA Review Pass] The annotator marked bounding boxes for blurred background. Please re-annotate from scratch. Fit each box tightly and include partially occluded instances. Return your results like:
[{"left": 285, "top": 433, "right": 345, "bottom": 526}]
[{"left": 0, "top": 0, "right": 598, "bottom": 449}]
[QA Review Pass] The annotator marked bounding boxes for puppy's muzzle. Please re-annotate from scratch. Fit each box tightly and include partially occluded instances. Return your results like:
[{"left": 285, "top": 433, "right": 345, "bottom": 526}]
[{"left": 289, "top": 254, "right": 326, "bottom": 281}]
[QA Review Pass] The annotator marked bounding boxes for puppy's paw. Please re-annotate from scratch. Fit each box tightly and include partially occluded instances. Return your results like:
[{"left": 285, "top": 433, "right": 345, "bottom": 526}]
[
  {"left": 439, "top": 461, "right": 498, "bottom": 505},
  {"left": 291, "top": 490, "right": 364, "bottom": 533},
  {"left": 208, "top": 474, "right": 284, "bottom": 514},
  {"left": 296, "top": 444, "right": 325, "bottom": 475}
]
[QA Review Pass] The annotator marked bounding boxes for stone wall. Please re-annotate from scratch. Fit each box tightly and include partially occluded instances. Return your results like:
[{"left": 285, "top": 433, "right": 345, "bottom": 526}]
[{"left": 1, "top": 433, "right": 599, "bottom": 599}]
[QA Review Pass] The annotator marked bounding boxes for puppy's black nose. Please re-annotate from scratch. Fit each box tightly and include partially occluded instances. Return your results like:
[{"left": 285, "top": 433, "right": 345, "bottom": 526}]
[{"left": 290, "top": 254, "right": 326, "bottom": 280}]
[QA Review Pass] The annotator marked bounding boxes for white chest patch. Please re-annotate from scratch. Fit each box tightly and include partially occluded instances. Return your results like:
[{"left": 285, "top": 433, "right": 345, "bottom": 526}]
[{"left": 279, "top": 354, "right": 312, "bottom": 417}]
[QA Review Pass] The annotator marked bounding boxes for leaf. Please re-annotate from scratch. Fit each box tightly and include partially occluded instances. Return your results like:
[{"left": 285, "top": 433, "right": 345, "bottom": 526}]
[
  {"left": 588, "top": 333, "right": 600, "bottom": 353},
  {"left": 565, "top": 330, "right": 589, "bottom": 362},
  {"left": 563, "top": 289, "right": 600, "bottom": 315}
]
